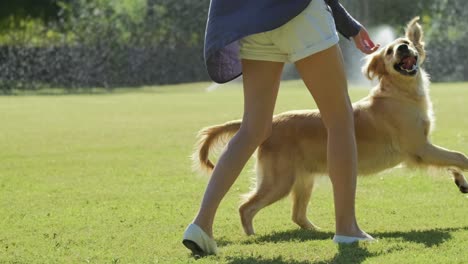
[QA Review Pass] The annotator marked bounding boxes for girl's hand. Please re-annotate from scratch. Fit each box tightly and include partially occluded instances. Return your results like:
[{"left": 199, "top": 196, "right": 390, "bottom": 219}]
[{"left": 352, "top": 27, "right": 380, "bottom": 54}]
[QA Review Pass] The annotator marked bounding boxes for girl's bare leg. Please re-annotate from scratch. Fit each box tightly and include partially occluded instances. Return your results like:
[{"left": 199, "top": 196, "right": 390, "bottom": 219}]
[
  {"left": 295, "top": 44, "right": 368, "bottom": 238},
  {"left": 192, "top": 59, "right": 284, "bottom": 237}
]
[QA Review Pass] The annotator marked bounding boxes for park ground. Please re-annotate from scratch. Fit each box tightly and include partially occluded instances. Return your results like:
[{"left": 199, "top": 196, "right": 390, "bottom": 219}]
[{"left": 0, "top": 81, "right": 467, "bottom": 263}]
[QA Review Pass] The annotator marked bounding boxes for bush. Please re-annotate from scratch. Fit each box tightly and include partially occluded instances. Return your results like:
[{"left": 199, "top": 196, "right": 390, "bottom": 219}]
[
  {"left": 0, "top": 0, "right": 210, "bottom": 92},
  {"left": 0, "top": 0, "right": 466, "bottom": 93}
]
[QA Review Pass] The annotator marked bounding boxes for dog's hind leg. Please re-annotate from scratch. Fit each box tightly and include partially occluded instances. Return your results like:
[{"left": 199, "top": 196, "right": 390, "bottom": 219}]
[
  {"left": 239, "top": 156, "right": 295, "bottom": 236},
  {"left": 449, "top": 169, "right": 468, "bottom": 193},
  {"left": 291, "top": 174, "right": 320, "bottom": 230}
]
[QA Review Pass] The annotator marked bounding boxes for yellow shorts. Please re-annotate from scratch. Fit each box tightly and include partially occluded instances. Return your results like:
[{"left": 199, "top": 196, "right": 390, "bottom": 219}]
[{"left": 239, "top": 0, "right": 339, "bottom": 63}]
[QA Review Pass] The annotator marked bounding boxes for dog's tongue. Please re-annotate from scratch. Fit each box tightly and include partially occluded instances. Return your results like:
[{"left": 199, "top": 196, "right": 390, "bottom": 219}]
[{"left": 402, "top": 56, "right": 417, "bottom": 70}]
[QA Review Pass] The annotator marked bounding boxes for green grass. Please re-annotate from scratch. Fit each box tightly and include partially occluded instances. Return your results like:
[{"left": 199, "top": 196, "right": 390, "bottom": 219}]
[{"left": 0, "top": 81, "right": 467, "bottom": 263}]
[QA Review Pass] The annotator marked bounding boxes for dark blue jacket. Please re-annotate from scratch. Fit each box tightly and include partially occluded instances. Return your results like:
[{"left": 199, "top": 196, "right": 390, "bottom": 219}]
[{"left": 205, "top": 0, "right": 362, "bottom": 83}]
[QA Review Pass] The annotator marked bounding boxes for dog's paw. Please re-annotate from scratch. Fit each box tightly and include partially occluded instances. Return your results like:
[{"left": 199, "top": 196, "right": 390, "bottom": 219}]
[
  {"left": 450, "top": 169, "right": 468, "bottom": 194},
  {"left": 294, "top": 219, "right": 320, "bottom": 231},
  {"left": 454, "top": 178, "right": 468, "bottom": 193}
]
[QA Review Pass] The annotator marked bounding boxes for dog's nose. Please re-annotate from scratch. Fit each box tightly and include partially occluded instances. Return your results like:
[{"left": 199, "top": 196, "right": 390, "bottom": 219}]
[{"left": 397, "top": 44, "right": 409, "bottom": 52}]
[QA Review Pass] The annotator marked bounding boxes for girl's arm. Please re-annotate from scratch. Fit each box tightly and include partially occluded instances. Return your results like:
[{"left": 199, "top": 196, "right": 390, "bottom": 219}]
[
  {"left": 326, "top": 0, "right": 379, "bottom": 54},
  {"left": 325, "top": 0, "right": 361, "bottom": 39}
]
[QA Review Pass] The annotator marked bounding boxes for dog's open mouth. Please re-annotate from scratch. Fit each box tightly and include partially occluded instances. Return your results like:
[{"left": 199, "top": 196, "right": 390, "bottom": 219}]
[{"left": 394, "top": 55, "right": 418, "bottom": 76}]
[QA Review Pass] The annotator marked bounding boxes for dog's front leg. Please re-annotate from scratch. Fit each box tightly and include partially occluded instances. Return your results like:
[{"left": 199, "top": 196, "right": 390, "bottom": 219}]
[
  {"left": 449, "top": 169, "right": 468, "bottom": 193},
  {"left": 415, "top": 143, "right": 468, "bottom": 170},
  {"left": 414, "top": 143, "right": 468, "bottom": 193}
]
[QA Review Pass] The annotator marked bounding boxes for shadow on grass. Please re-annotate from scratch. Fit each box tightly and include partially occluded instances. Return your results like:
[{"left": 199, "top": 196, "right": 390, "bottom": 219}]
[
  {"left": 225, "top": 243, "right": 397, "bottom": 264},
  {"left": 374, "top": 226, "right": 468, "bottom": 247},
  {"left": 241, "top": 226, "right": 468, "bottom": 247},
  {"left": 317, "top": 244, "right": 370, "bottom": 264},
  {"left": 226, "top": 256, "right": 311, "bottom": 264},
  {"left": 241, "top": 229, "right": 334, "bottom": 245},
  {"left": 225, "top": 226, "right": 468, "bottom": 264},
  {"left": 217, "top": 237, "right": 235, "bottom": 247}
]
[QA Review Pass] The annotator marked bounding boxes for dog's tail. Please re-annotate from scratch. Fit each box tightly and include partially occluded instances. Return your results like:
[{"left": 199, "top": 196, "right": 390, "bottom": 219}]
[{"left": 192, "top": 120, "right": 241, "bottom": 174}]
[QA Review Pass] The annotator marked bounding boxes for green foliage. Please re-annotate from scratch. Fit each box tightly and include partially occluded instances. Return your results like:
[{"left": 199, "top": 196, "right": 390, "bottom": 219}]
[
  {"left": 0, "top": 0, "right": 208, "bottom": 47},
  {"left": 0, "top": 0, "right": 466, "bottom": 89},
  {"left": 0, "top": 82, "right": 467, "bottom": 263},
  {"left": 423, "top": 0, "right": 468, "bottom": 81},
  {"left": 0, "top": 0, "right": 211, "bottom": 90},
  {"left": 343, "top": 0, "right": 468, "bottom": 82},
  {"left": 0, "top": 0, "right": 61, "bottom": 26}
]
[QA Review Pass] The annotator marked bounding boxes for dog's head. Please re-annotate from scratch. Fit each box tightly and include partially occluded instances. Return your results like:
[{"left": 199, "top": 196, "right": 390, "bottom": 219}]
[{"left": 364, "top": 17, "right": 426, "bottom": 80}]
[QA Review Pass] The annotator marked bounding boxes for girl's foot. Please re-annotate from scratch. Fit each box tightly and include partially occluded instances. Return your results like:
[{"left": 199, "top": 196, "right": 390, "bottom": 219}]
[
  {"left": 182, "top": 223, "right": 218, "bottom": 256},
  {"left": 333, "top": 233, "right": 376, "bottom": 244}
]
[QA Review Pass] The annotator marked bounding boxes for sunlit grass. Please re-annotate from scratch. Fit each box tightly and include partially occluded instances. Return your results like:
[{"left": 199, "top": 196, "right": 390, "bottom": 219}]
[{"left": 0, "top": 81, "right": 467, "bottom": 263}]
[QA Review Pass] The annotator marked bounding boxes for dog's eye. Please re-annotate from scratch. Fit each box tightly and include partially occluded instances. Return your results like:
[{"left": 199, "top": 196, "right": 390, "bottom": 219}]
[{"left": 386, "top": 48, "right": 393, "bottom": 55}]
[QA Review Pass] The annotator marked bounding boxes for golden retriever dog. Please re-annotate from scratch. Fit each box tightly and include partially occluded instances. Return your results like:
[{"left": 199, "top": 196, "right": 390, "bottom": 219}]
[{"left": 192, "top": 17, "right": 468, "bottom": 236}]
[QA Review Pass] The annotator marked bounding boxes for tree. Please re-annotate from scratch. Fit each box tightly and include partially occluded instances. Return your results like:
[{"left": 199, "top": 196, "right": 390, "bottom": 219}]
[{"left": 0, "top": 0, "right": 62, "bottom": 27}]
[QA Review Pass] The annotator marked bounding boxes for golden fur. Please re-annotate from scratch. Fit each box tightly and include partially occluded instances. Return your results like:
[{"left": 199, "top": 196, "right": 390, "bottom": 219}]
[{"left": 192, "top": 17, "right": 468, "bottom": 235}]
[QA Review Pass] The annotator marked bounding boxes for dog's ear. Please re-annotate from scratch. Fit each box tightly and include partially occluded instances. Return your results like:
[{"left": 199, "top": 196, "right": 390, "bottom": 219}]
[
  {"left": 405, "top": 17, "right": 425, "bottom": 58},
  {"left": 363, "top": 51, "right": 387, "bottom": 80}
]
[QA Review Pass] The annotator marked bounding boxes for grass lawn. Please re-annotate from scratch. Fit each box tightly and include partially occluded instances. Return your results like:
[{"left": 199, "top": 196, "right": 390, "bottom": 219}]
[{"left": 0, "top": 81, "right": 467, "bottom": 263}]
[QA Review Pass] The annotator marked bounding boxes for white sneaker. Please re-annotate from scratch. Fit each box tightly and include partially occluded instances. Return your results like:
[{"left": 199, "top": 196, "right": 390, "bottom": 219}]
[
  {"left": 333, "top": 234, "right": 376, "bottom": 244},
  {"left": 182, "top": 223, "right": 218, "bottom": 256}
]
